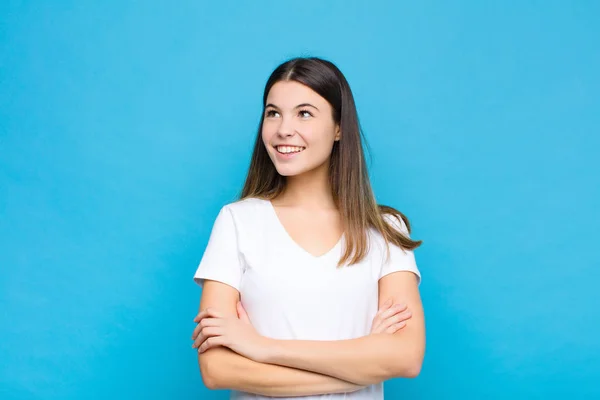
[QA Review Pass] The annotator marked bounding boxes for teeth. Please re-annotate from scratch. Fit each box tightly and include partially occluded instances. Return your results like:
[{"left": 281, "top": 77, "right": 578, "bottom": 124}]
[{"left": 277, "top": 146, "right": 304, "bottom": 154}]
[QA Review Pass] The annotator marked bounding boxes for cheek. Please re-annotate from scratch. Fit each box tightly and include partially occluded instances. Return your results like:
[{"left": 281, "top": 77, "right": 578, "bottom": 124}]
[
  {"left": 261, "top": 125, "right": 273, "bottom": 146},
  {"left": 262, "top": 118, "right": 281, "bottom": 138},
  {"left": 304, "top": 128, "right": 335, "bottom": 152}
]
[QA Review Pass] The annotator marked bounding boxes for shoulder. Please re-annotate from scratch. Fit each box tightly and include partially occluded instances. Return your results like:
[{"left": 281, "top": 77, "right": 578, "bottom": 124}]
[
  {"left": 381, "top": 212, "right": 410, "bottom": 236},
  {"left": 215, "top": 197, "right": 270, "bottom": 234},
  {"left": 221, "top": 197, "right": 268, "bottom": 218},
  {"left": 369, "top": 212, "right": 411, "bottom": 241},
  {"left": 366, "top": 211, "right": 415, "bottom": 261}
]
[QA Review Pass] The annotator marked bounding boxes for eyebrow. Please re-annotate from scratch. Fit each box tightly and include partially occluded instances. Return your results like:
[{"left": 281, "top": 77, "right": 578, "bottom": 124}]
[{"left": 265, "top": 103, "right": 320, "bottom": 111}]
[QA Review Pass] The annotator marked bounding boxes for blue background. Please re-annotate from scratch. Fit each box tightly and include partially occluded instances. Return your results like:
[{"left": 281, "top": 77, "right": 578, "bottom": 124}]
[{"left": 1, "top": 1, "right": 599, "bottom": 399}]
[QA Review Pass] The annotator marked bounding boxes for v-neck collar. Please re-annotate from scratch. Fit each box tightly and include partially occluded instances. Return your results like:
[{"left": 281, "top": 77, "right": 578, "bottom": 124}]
[{"left": 263, "top": 199, "right": 344, "bottom": 261}]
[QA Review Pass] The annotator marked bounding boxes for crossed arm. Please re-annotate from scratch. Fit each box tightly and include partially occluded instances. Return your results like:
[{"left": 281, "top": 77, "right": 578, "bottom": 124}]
[
  {"left": 196, "top": 281, "right": 364, "bottom": 397},
  {"left": 195, "top": 271, "right": 425, "bottom": 396}
]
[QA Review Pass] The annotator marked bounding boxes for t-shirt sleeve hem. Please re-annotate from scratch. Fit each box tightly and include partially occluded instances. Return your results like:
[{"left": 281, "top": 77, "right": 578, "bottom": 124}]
[
  {"left": 379, "top": 268, "right": 421, "bottom": 286},
  {"left": 193, "top": 273, "right": 241, "bottom": 292}
]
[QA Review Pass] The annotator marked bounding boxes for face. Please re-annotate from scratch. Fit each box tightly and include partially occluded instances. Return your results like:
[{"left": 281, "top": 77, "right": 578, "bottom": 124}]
[{"left": 262, "top": 80, "right": 340, "bottom": 177}]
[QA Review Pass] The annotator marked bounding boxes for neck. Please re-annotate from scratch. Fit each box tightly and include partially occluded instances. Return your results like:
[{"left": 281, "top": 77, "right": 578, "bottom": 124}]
[{"left": 276, "top": 162, "right": 336, "bottom": 209}]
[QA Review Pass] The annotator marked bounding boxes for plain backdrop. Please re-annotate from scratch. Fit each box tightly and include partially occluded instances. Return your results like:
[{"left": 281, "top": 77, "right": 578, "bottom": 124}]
[{"left": 1, "top": 1, "right": 599, "bottom": 399}]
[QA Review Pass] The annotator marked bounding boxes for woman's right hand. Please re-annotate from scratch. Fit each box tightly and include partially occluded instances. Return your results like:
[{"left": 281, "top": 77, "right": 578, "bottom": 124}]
[{"left": 370, "top": 298, "right": 412, "bottom": 334}]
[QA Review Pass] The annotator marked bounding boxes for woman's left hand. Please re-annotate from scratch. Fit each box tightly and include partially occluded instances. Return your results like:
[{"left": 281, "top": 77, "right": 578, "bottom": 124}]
[{"left": 192, "top": 302, "right": 272, "bottom": 362}]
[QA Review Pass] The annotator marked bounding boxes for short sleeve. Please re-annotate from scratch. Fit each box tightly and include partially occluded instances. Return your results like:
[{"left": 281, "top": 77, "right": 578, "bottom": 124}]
[
  {"left": 379, "top": 214, "right": 421, "bottom": 285},
  {"left": 193, "top": 206, "right": 244, "bottom": 291}
]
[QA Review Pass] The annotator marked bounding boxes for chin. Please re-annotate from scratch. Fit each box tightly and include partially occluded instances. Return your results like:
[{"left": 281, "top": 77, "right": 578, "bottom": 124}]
[{"left": 274, "top": 165, "right": 304, "bottom": 177}]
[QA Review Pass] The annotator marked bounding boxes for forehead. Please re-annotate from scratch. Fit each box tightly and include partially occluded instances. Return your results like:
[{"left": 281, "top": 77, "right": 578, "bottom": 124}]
[{"left": 266, "top": 81, "right": 328, "bottom": 108}]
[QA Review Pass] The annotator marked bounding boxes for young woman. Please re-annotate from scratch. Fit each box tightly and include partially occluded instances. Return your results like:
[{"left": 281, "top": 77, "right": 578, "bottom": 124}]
[{"left": 190, "top": 57, "right": 425, "bottom": 399}]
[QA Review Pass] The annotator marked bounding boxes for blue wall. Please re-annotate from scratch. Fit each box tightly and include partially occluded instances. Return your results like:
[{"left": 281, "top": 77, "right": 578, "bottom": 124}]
[{"left": 1, "top": 1, "right": 599, "bottom": 399}]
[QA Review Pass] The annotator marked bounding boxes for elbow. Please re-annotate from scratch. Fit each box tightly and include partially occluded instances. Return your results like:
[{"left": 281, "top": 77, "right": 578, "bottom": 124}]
[
  {"left": 402, "top": 348, "right": 424, "bottom": 378},
  {"left": 403, "top": 358, "right": 423, "bottom": 378},
  {"left": 385, "top": 351, "right": 424, "bottom": 379},
  {"left": 202, "top": 373, "right": 219, "bottom": 390},
  {"left": 199, "top": 352, "right": 223, "bottom": 390}
]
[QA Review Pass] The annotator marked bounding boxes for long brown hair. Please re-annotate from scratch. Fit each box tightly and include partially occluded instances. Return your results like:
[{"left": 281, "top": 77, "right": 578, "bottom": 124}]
[{"left": 240, "top": 57, "right": 422, "bottom": 266}]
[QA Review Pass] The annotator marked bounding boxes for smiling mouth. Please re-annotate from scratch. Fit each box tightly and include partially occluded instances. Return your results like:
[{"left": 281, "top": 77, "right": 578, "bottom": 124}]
[{"left": 275, "top": 145, "right": 306, "bottom": 154}]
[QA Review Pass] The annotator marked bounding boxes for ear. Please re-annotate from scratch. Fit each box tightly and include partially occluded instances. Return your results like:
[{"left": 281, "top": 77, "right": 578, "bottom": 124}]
[{"left": 334, "top": 125, "right": 341, "bottom": 141}]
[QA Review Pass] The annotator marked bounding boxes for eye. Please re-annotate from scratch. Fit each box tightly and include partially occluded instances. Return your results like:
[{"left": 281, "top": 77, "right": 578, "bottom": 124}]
[
  {"left": 265, "top": 109, "right": 280, "bottom": 118},
  {"left": 298, "top": 109, "right": 313, "bottom": 118}
]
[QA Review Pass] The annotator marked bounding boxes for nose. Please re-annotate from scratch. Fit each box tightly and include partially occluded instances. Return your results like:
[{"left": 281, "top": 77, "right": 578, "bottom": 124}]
[{"left": 277, "top": 116, "right": 296, "bottom": 138}]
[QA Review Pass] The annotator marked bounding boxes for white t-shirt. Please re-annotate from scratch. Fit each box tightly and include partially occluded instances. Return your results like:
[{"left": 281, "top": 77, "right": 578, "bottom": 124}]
[{"left": 193, "top": 197, "right": 421, "bottom": 400}]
